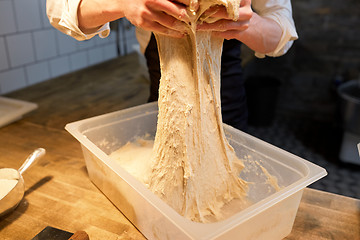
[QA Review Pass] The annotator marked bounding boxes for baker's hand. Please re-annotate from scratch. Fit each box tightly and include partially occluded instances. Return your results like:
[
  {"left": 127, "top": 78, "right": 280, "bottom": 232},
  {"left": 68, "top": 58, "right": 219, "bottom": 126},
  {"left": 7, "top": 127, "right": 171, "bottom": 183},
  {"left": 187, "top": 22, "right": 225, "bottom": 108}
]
[
  {"left": 123, "top": 0, "right": 191, "bottom": 38},
  {"left": 196, "top": 0, "right": 253, "bottom": 39}
]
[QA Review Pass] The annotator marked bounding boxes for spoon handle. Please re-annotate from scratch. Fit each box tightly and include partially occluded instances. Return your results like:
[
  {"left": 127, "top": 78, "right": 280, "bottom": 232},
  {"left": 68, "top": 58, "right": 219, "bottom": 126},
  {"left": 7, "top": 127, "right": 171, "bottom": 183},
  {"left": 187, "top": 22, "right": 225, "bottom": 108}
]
[{"left": 18, "top": 148, "right": 46, "bottom": 175}]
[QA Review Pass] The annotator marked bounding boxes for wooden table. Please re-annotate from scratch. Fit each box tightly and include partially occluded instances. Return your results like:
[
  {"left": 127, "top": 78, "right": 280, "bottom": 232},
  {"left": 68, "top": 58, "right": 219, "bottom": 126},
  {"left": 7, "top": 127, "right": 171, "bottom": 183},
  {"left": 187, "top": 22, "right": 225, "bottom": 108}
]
[{"left": 1, "top": 54, "right": 359, "bottom": 239}]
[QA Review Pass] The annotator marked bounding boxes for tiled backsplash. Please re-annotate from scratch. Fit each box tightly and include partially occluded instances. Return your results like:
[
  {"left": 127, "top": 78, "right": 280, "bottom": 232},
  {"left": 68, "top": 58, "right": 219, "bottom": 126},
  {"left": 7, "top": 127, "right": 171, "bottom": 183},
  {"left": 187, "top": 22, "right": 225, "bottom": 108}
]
[{"left": 0, "top": 0, "right": 138, "bottom": 95}]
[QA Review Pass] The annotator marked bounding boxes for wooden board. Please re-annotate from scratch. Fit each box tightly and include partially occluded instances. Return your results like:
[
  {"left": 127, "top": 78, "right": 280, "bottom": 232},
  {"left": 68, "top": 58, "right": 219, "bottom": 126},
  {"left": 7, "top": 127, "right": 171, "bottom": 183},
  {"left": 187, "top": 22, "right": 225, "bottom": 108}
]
[{"left": 286, "top": 188, "right": 360, "bottom": 239}]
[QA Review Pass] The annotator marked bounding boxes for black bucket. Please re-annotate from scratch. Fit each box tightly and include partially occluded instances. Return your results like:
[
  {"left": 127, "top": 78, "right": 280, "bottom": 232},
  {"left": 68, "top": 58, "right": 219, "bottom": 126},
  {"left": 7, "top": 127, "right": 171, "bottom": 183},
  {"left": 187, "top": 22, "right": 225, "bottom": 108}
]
[
  {"left": 245, "top": 76, "right": 281, "bottom": 127},
  {"left": 337, "top": 80, "right": 360, "bottom": 135}
]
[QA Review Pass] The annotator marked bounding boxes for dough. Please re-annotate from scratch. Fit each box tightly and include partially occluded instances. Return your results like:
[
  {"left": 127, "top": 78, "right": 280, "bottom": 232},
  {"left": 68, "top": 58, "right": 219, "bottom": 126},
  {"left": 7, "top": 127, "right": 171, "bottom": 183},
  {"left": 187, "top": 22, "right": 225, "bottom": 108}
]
[{"left": 147, "top": 0, "right": 248, "bottom": 222}]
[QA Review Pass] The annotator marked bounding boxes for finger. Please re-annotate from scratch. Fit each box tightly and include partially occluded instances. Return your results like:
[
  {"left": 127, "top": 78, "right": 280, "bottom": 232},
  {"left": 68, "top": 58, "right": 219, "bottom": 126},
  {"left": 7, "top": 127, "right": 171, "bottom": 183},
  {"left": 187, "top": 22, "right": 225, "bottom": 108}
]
[
  {"left": 151, "top": 11, "right": 189, "bottom": 32},
  {"left": 201, "top": 1, "right": 253, "bottom": 21},
  {"left": 238, "top": 0, "right": 253, "bottom": 20},
  {"left": 143, "top": 21, "right": 186, "bottom": 38},
  {"left": 240, "top": 0, "right": 251, "bottom": 8},
  {"left": 201, "top": 6, "right": 230, "bottom": 20},
  {"left": 146, "top": 0, "right": 190, "bottom": 23},
  {"left": 131, "top": 6, "right": 188, "bottom": 35},
  {"left": 197, "top": 19, "right": 249, "bottom": 32}
]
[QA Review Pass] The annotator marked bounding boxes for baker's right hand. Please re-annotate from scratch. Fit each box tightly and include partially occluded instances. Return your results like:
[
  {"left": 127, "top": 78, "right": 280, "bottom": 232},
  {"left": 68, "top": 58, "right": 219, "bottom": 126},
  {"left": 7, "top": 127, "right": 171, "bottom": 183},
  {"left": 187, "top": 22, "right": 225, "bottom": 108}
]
[
  {"left": 123, "top": 0, "right": 191, "bottom": 38},
  {"left": 196, "top": 0, "right": 253, "bottom": 39}
]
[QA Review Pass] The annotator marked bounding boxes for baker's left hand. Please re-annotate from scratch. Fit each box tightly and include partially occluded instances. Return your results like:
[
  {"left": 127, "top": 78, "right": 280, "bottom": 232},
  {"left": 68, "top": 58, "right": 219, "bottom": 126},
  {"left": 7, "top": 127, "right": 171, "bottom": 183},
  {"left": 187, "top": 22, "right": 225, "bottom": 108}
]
[{"left": 196, "top": 0, "right": 252, "bottom": 39}]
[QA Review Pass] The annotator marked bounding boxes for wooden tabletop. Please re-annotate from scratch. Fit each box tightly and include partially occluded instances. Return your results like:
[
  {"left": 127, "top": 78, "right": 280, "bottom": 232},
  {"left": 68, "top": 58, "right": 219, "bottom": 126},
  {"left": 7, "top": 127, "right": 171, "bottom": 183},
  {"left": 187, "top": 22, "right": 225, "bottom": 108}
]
[{"left": 1, "top": 53, "right": 359, "bottom": 239}]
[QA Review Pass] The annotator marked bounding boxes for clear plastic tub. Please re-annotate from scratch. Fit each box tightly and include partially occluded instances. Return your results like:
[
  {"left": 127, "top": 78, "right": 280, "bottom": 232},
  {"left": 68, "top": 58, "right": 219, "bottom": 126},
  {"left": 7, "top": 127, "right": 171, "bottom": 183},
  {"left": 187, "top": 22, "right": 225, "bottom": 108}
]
[{"left": 65, "top": 102, "right": 327, "bottom": 240}]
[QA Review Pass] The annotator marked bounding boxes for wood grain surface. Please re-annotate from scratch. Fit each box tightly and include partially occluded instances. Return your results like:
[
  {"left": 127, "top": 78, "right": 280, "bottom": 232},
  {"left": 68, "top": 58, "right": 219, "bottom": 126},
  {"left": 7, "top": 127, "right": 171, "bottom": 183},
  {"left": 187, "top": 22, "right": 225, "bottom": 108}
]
[{"left": 0, "top": 53, "right": 359, "bottom": 240}]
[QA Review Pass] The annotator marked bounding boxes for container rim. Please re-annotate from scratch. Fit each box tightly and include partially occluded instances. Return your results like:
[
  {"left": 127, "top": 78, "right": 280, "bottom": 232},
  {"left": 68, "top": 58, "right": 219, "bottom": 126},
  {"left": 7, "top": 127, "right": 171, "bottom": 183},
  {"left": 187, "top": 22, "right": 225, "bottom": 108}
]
[{"left": 337, "top": 80, "right": 360, "bottom": 104}]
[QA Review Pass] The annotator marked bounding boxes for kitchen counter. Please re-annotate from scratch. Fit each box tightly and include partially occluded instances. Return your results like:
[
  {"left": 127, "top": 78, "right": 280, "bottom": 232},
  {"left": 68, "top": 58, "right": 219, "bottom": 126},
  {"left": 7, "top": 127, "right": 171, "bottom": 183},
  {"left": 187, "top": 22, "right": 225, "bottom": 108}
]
[{"left": 1, "top": 53, "right": 359, "bottom": 239}]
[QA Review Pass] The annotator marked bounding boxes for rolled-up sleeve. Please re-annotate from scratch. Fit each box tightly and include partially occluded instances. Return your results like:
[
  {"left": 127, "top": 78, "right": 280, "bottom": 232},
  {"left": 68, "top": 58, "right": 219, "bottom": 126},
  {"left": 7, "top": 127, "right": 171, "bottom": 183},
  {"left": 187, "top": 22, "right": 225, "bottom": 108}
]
[
  {"left": 252, "top": 0, "right": 298, "bottom": 58},
  {"left": 46, "top": 0, "right": 110, "bottom": 41}
]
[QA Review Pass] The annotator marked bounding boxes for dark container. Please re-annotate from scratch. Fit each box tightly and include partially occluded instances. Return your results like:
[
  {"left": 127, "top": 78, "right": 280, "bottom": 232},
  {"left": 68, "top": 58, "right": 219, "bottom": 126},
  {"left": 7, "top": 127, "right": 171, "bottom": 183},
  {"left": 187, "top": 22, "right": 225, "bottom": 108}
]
[{"left": 337, "top": 80, "right": 360, "bottom": 134}]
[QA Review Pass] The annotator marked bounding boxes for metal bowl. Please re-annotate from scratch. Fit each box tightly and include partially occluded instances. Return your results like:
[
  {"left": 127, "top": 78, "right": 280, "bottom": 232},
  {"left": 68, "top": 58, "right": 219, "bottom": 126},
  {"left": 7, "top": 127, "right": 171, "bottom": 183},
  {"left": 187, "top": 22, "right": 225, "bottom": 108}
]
[{"left": 0, "top": 148, "right": 45, "bottom": 217}]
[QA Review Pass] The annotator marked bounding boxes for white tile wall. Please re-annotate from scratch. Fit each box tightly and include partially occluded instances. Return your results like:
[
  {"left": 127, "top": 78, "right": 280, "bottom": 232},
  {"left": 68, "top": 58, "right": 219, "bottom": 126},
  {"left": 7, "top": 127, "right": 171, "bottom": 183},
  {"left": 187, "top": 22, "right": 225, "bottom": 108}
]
[
  {"left": 126, "top": 27, "right": 137, "bottom": 42},
  {"left": 116, "top": 19, "right": 139, "bottom": 56},
  {"left": 14, "top": 0, "right": 42, "bottom": 32},
  {"left": 0, "top": 68, "right": 27, "bottom": 94},
  {"left": 103, "top": 43, "right": 118, "bottom": 61},
  {"left": 49, "top": 56, "right": 71, "bottom": 78},
  {"left": 88, "top": 47, "right": 104, "bottom": 66},
  {"left": 33, "top": 29, "right": 58, "bottom": 61},
  {"left": 0, "top": 1, "right": 17, "bottom": 35},
  {"left": 94, "top": 32, "right": 116, "bottom": 46},
  {"left": 78, "top": 38, "right": 96, "bottom": 51},
  {"left": 26, "top": 61, "right": 50, "bottom": 85},
  {"left": 0, "top": 37, "right": 9, "bottom": 71},
  {"left": 57, "top": 31, "right": 78, "bottom": 55},
  {"left": 39, "top": 0, "right": 52, "bottom": 28},
  {"left": 70, "top": 51, "right": 88, "bottom": 71},
  {"left": 6, "top": 33, "right": 35, "bottom": 67},
  {"left": 106, "top": 31, "right": 116, "bottom": 44},
  {"left": 94, "top": 35, "right": 108, "bottom": 46},
  {"left": 125, "top": 41, "right": 136, "bottom": 55},
  {"left": 0, "top": 8, "right": 138, "bottom": 95}
]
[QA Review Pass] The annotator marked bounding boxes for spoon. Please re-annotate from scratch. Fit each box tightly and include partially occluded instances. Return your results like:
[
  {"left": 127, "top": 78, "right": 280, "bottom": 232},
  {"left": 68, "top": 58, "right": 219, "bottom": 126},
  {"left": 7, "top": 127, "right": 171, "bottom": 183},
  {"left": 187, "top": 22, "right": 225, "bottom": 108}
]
[{"left": 0, "top": 148, "right": 45, "bottom": 217}]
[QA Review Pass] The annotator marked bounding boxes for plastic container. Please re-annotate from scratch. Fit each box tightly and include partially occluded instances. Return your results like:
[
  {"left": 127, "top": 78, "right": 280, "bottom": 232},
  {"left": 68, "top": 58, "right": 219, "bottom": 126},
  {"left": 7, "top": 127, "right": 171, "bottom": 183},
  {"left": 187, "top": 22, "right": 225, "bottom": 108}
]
[
  {"left": 65, "top": 102, "right": 327, "bottom": 240},
  {"left": 0, "top": 96, "right": 37, "bottom": 128}
]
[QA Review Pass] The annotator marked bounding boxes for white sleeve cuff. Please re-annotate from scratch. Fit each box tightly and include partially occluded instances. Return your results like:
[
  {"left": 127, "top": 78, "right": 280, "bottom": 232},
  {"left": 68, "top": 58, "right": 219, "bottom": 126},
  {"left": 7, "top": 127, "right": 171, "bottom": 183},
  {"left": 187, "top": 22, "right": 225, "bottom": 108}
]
[
  {"left": 254, "top": 7, "right": 298, "bottom": 58},
  {"left": 57, "top": 0, "right": 110, "bottom": 41}
]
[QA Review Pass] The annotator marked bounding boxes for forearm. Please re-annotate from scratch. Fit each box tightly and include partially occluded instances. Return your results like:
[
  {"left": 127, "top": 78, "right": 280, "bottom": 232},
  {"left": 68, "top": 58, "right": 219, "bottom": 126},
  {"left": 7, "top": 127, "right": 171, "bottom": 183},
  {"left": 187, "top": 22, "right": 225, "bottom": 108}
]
[
  {"left": 78, "top": 0, "right": 124, "bottom": 32},
  {"left": 236, "top": 13, "right": 282, "bottom": 54}
]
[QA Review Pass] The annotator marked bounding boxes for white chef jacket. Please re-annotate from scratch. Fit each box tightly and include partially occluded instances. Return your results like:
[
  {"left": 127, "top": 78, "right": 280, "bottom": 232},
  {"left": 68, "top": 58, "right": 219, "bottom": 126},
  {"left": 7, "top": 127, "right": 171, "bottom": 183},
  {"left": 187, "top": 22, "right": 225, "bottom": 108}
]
[{"left": 47, "top": 0, "right": 298, "bottom": 58}]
